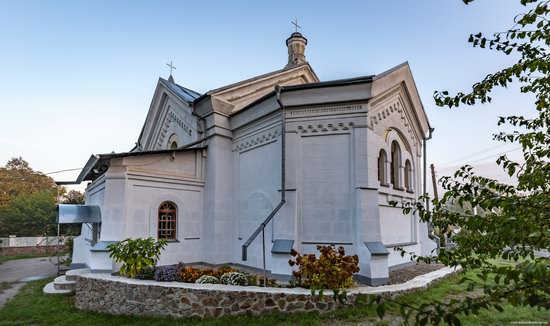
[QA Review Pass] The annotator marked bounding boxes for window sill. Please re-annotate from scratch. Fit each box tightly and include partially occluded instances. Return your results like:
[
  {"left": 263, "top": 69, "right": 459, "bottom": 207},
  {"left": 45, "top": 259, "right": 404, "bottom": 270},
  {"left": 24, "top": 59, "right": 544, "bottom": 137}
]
[{"left": 160, "top": 239, "right": 180, "bottom": 243}]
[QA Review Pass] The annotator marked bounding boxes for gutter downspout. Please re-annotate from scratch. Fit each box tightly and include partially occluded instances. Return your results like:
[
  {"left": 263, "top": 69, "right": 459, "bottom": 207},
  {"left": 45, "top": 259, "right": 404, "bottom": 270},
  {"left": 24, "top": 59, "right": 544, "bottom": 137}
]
[
  {"left": 241, "top": 86, "right": 287, "bottom": 262},
  {"left": 423, "top": 127, "right": 439, "bottom": 248}
]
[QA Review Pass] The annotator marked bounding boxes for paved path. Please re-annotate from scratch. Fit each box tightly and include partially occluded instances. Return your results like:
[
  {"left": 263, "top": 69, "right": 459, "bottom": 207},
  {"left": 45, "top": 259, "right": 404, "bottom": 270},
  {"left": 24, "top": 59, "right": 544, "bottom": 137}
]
[{"left": 0, "top": 256, "right": 59, "bottom": 307}]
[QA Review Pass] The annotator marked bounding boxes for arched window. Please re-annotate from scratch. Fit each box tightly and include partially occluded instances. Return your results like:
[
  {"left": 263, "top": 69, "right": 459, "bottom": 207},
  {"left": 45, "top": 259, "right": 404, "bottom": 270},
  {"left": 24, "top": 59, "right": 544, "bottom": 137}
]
[
  {"left": 378, "top": 149, "right": 387, "bottom": 185},
  {"left": 167, "top": 133, "right": 179, "bottom": 150},
  {"left": 390, "top": 141, "right": 401, "bottom": 189},
  {"left": 404, "top": 159, "right": 412, "bottom": 191},
  {"left": 158, "top": 201, "right": 177, "bottom": 240}
]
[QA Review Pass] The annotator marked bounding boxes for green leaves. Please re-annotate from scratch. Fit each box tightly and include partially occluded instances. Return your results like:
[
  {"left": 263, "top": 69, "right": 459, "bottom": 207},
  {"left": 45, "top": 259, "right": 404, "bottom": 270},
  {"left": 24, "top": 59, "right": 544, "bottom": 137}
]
[{"left": 107, "top": 237, "right": 167, "bottom": 278}]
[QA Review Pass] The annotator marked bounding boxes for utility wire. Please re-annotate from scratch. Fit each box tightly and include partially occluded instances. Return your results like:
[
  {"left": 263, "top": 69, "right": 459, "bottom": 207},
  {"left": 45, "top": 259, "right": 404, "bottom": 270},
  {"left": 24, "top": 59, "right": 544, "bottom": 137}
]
[
  {"left": 439, "top": 147, "right": 522, "bottom": 171},
  {"left": 439, "top": 143, "right": 512, "bottom": 166}
]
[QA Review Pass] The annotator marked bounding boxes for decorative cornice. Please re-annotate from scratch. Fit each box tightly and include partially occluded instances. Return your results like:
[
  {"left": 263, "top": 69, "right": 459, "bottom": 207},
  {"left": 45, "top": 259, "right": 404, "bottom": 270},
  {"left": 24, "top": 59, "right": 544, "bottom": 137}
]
[
  {"left": 234, "top": 128, "right": 280, "bottom": 153},
  {"left": 287, "top": 104, "right": 364, "bottom": 118},
  {"left": 156, "top": 110, "right": 194, "bottom": 149},
  {"left": 296, "top": 121, "right": 355, "bottom": 134}
]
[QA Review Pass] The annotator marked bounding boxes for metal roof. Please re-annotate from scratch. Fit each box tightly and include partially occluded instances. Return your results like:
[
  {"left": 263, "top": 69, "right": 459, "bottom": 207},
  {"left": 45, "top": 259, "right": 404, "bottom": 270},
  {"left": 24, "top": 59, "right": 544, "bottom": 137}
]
[
  {"left": 159, "top": 78, "right": 202, "bottom": 104},
  {"left": 57, "top": 204, "right": 102, "bottom": 224}
]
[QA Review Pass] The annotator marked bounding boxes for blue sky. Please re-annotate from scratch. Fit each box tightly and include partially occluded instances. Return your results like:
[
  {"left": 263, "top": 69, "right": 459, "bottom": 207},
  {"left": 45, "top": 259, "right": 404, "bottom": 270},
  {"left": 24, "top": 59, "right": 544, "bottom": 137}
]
[{"left": 0, "top": 0, "right": 532, "bottom": 188}]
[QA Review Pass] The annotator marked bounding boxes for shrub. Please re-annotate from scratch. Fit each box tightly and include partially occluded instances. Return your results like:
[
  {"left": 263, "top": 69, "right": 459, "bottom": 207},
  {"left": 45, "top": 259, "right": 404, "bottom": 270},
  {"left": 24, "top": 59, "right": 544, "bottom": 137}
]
[
  {"left": 220, "top": 272, "right": 248, "bottom": 286},
  {"left": 211, "top": 265, "right": 235, "bottom": 278},
  {"left": 107, "top": 237, "right": 167, "bottom": 278},
  {"left": 178, "top": 266, "right": 203, "bottom": 283},
  {"left": 136, "top": 266, "right": 156, "bottom": 280},
  {"left": 246, "top": 274, "right": 278, "bottom": 287},
  {"left": 154, "top": 264, "right": 180, "bottom": 282},
  {"left": 195, "top": 275, "right": 220, "bottom": 284},
  {"left": 289, "top": 245, "right": 359, "bottom": 300}
]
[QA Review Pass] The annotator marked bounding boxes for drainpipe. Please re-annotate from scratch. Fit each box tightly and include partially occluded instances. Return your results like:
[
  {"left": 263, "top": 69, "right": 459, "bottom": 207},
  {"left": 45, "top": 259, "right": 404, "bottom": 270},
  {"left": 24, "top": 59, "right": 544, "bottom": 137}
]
[
  {"left": 179, "top": 117, "right": 207, "bottom": 149},
  {"left": 423, "top": 127, "right": 439, "bottom": 248},
  {"left": 241, "top": 86, "right": 287, "bottom": 264}
]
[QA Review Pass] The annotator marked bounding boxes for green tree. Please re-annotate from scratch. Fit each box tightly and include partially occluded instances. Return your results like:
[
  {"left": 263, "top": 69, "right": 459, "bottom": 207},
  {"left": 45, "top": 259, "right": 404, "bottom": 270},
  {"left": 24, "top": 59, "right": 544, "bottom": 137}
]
[
  {"left": 372, "top": 0, "right": 550, "bottom": 324},
  {"left": 0, "top": 190, "right": 57, "bottom": 236},
  {"left": 0, "top": 157, "right": 56, "bottom": 209},
  {"left": 62, "top": 190, "right": 85, "bottom": 204}
]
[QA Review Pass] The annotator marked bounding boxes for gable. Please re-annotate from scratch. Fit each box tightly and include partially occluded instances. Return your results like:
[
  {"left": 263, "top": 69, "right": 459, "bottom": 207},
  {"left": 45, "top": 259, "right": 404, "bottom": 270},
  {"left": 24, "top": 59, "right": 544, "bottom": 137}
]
[
  {"left": 368, "top": 64, "right": 431, "bottom": 156},
  {"left": 137, "top": 79, "right": 200, "bottom": 151},
  {"left": 197, "top": 63, "right": 319, "bottom": 116}
]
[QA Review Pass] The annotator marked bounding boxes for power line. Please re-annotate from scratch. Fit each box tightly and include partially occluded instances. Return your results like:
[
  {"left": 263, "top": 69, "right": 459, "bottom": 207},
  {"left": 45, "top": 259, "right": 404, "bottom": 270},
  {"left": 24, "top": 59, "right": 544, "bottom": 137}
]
[
  {"left": 439, "top": 143, "right": 512, "bottom": 166},
  {"left": 45, "top": 168, "right": 83, "bottom": 175},
  {"left": 439, "top": 147, "right": 522, "bottom": 171}
]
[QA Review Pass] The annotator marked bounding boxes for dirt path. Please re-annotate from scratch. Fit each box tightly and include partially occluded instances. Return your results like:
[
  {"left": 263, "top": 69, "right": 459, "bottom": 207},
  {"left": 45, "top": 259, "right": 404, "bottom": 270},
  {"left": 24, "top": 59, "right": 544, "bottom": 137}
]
[{"left": 0, "top": 256, "right": 59, "bottom": 307}]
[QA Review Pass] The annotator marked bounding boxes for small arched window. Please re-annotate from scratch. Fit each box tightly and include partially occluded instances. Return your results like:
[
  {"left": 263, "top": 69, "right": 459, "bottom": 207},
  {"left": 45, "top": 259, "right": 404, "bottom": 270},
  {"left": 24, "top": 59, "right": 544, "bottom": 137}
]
[
  {"left": 390, "top": 141, "right": 402, "bottom": 189},
  {"left": 158, "top": 201, "right": 177, "bottom": 240},
  {"left": 167, "top": 133, "right": 179, "bottom": 150},
  {"left": 404, "top": 159, "right": 412, "bottom": 191},
  {"left": 378, "top": 149, "right": 387, "bottom": 185}
]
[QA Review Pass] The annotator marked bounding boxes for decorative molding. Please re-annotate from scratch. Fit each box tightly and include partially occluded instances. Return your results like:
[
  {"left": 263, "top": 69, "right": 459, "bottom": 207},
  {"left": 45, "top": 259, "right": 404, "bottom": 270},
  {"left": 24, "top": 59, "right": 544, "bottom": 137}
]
[
  {"left": 296, "top": 121, "right": 355, "bottom": 134},
  {"left": 287, "top": 104, "right": 364, "bottom": 118},
  {"left": 233, "top": 128, "right": 280, "bottom": 153},
  {"left": 156, "top": 109, "right": 194, "bottom": 149}
]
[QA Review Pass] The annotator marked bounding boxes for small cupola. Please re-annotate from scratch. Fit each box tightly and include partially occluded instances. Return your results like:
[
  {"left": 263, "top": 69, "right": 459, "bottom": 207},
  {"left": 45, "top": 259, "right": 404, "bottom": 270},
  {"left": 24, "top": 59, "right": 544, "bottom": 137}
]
[{"left": 285, "top": 32, "right": 308, "bottom": 68}]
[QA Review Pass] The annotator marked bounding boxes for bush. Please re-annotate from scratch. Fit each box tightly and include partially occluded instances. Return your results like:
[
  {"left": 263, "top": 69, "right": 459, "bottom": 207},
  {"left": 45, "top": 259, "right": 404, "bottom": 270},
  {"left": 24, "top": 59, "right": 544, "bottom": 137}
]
[
  {"left": 246, "top": 274, "right": 278, "bottom": 287},
  {"left": 136, "top": 266, "right": 156, "bottom": 280},
  {"left": 107, "top": 237, "right": 167, "bottom": 278},
  {"left": 154, "top": 264, "right": 181, "bottom": 282},
  {"left": 220, "top": 272, "right": 248, "bottom": 286},
  {"left": 289, "top": 245, "right": 359, "bottom": 299},
  {"left": 177, "top": 266, "right": 203, "bottom": 283},
  {"left": 195, "top": 275, "right": 220, "bottom": 284},
  {"left": 211, "top": 265, "right": 235, "bottom": 278}
]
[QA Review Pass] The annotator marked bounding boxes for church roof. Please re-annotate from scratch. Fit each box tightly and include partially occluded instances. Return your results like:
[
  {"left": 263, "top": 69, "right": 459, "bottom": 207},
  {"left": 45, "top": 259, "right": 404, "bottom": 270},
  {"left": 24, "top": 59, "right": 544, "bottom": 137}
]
[
  {"left": 77, "top": 147, "right": 206, "bottom": 182},
  {"left": 193, "top": 62, "right": 319, "bottom": 105},
  {"left": 159, "top": 78, "right": 202, "bottom": 104}
]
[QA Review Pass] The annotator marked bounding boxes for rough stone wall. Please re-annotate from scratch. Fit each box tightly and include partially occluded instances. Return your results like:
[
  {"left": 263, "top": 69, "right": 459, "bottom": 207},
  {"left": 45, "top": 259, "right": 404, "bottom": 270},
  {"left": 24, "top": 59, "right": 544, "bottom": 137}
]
[
  {"left": 0, "top": 245, "right": 66, "bottom": 256},
  {"left": 75, "top": 276, "right": 353, "bottom": 319}
]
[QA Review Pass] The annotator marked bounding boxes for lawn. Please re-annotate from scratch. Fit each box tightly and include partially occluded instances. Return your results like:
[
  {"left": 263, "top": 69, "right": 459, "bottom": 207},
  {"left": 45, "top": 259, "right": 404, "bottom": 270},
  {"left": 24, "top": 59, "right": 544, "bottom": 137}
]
[
  {"left": 0, "top": 253, "right": 54, "bottom": 265},
  {"left": 0, "top": 271, "right": 547, "bottom": 325}
]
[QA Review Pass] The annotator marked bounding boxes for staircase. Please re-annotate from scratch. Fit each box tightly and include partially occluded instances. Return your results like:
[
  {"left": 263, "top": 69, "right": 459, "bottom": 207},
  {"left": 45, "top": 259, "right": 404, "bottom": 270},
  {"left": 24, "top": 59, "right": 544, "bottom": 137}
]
[{"left": 43, "top": 268, "right": 90, "bottom": 295}]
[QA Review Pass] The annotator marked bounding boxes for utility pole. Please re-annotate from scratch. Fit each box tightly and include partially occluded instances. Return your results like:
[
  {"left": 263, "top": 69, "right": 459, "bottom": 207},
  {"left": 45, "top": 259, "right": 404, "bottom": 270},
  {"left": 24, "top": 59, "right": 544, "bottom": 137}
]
[{"left": 430, "top": 164, "right": 439, "bottom": 201}]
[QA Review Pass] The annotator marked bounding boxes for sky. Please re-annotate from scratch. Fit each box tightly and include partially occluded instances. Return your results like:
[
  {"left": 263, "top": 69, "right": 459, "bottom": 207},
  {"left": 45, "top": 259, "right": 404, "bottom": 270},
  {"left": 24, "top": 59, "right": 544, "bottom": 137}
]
[{"left": 0, "top": 0, "right": 533, "bottom": 192}]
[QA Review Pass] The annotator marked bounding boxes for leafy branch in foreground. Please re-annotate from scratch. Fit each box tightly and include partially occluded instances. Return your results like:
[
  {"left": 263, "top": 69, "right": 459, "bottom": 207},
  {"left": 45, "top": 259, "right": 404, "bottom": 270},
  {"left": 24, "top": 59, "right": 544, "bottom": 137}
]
[{"left": 372, "top": 0, "right": 550, "bottom": 324}]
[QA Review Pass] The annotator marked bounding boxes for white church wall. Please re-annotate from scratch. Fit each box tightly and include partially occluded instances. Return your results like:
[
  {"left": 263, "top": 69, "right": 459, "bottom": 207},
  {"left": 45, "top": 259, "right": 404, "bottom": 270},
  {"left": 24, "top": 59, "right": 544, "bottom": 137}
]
[
  {"left": 232, "top": 118, "right": 282, "bottom": 270},
  {"left": 73, "top": 176, "right": 106, "bottom": 268},
  {"left": 201, "top": 135, "right": 235, "bottom": 264},
  {"left": 300, "top": 133, "right": 352, "bottom": 243},
  {"left": 121, "top": 152, "right": 204, "bottom": 266}
]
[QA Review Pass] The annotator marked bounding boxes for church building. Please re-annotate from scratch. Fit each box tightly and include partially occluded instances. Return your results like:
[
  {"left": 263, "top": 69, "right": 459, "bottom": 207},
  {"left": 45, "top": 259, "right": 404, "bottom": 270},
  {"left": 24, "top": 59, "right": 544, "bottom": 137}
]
[{"left": 68, "top": 31, "right": 438, "bottom": 285}]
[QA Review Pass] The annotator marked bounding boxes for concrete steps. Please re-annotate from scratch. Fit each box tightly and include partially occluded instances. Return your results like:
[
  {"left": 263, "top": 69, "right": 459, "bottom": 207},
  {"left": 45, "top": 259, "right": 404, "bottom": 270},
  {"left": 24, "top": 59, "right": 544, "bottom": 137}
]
[{"left": 42, "top": 268, "right": 90, "bottom": 295}]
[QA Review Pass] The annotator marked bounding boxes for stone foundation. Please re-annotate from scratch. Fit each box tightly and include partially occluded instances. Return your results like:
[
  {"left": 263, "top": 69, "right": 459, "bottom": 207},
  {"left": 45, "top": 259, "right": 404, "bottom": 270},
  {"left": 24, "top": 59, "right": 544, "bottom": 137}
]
[
  {"left": 75, "top": 267, "right": 459, "bottom": 319},
  {"left": 75, "top": 276, "right": 349, "bottom": 318}
]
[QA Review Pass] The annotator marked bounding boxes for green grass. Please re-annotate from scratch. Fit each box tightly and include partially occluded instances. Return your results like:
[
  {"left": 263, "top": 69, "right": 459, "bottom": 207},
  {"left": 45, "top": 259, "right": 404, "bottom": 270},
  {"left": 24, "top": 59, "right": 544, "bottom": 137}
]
[
  {"left": 0, "top": 272, "right": 548, "bottom": 325},
  {"left": 0, "top": 253, "right": 54, "bottom": 265},
  {"left": 0, "top": 282, "right": 13, "bottom": 294}
]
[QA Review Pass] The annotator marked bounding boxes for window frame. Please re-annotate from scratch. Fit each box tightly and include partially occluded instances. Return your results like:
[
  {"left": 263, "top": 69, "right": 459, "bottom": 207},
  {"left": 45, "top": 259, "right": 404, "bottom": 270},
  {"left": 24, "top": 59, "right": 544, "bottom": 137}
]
[{"left": 158, "top": 201, "right": 178, "bottom": 241}]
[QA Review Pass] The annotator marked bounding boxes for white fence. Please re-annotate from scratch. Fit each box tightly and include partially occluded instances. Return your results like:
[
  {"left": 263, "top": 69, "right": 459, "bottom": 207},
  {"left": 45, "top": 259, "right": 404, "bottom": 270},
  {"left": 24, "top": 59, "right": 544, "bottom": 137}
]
[{"left": 0, "top": 235, "right": 71, "bottom": 247}]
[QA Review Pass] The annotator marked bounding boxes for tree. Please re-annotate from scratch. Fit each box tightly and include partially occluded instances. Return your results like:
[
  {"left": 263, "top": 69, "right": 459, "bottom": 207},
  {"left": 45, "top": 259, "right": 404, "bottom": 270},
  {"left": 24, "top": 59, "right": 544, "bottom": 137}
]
[
  {"left": 0, "top": 157, "right": 56, "bottom": 209},
  {"left": 0, "top": 190, "right": 57, "bottom": 236},
  {"left": 372, "top": 0, "right": 550, "bottom": 324},
  {"left": 62, "top": 190, "right": 85, "bottom": 205}
]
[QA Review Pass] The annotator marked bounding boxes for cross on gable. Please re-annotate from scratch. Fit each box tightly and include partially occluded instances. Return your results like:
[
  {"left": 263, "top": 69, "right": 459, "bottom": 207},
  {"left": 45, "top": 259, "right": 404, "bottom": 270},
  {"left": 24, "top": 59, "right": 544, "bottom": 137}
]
[{"left": 166, "top": 61, "right": 176, "bottom": 76}]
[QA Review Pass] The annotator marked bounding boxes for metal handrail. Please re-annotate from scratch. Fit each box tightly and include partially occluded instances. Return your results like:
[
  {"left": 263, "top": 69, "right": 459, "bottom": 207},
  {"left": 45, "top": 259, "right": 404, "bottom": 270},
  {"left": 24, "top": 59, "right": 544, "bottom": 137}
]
[{"left": 241, "top": 87, "right": 287, "bottom": 285}]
